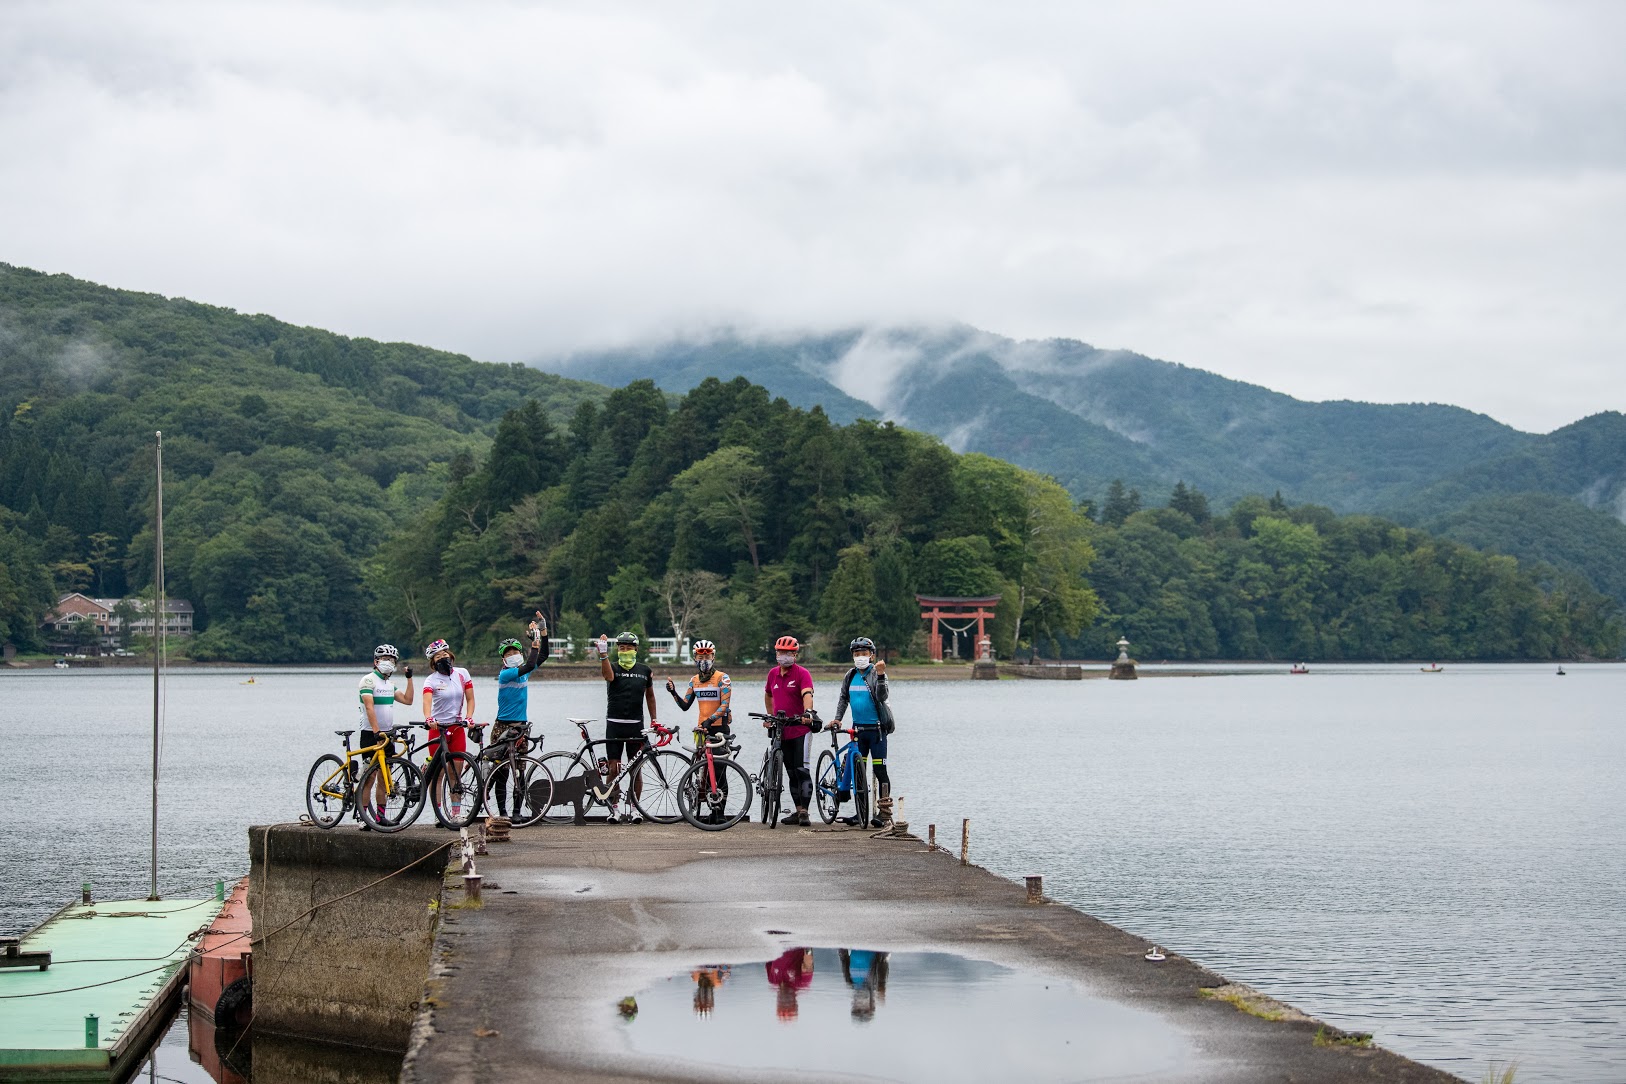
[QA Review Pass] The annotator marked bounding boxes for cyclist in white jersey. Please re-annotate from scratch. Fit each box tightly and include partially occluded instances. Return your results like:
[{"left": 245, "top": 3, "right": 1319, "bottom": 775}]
[{"left": 357, "top": 644, "right": 414, "bottom": 827}]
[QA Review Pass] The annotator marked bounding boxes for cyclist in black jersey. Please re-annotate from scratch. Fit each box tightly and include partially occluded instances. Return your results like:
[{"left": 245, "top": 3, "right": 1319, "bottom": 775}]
[{"left": 597, "top": 630, "right": 658, "bottom": 824}]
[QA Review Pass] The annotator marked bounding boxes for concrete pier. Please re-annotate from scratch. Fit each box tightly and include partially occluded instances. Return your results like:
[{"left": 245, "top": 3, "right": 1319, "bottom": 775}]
[
  {"left": 248, "top": 826, "right": 453, "bottom": 1052},
  {"left": 396, "top": 824, "right": 1460, "bottom": 1083}
]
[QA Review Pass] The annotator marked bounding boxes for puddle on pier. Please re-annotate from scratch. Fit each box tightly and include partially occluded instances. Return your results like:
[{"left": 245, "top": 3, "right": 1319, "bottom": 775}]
[
  {"left": 624, "top": 948, "right": 1195, "bottom": 1083},
  {"left": 130, "top": 1001, "right": 402, "bottom": 1084}
]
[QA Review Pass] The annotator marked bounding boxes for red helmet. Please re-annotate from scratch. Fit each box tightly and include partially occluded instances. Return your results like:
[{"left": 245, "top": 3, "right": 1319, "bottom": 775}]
[{"left": 774, "top": 635, "right": 800, "bottom": 652}]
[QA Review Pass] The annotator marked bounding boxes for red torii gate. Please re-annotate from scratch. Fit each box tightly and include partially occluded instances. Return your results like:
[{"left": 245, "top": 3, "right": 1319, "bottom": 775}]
[{"left": 915, "top": 595, "right": 1001, "bottom": 662}]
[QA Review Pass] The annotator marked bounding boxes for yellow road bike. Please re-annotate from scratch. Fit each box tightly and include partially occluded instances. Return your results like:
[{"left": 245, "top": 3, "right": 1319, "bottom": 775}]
[{"left": 305, "top": 726, "right": 423, "bottom": 832}]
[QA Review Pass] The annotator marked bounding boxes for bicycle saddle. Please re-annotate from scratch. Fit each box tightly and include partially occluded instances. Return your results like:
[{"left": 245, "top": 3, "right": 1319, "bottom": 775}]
[{"left": 333, "top": 729, "right": 353, "bottom": 738}]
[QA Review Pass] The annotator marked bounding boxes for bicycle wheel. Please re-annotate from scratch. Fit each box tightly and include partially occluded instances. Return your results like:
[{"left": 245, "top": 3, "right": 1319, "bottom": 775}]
[
  {"left": 357, "top": 757, "right": 424, "bottom": 833},
  {"left": 760, "top": 747, "right": 782, "bottom": 829},
  {"left": 814, "top": 749, "right": 840, "bottom": 825},
  {"left": 538, "top": 750, "right": 593, "bottom": 824},
  {"left": 853, "top": 753, "right": 871, "bottom": 829},
  {"left": 305, "top": 754, "right": 350, "bottom": 829},
  {"left": 489, "top": 755, "right": 554, "bottom": 828},
  {"left": 429, "top": 751, "right": 482, "bottom": 828},
  {"left": 631, "top": 748, "right": 690, "bottom": 823},
  {"left": 679, "top": 757, "right": 753, "bottom": 831}
]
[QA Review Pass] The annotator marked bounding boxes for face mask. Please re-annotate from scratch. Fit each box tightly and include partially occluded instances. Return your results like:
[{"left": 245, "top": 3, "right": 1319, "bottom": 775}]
[
  {"left": 617, "top": 650, "right": 637, "bottom": 668},
  {"left": 434, "top": 657, "right": 453, "bottom": 676},
  {"left": 697, "top": 657, "right": 714, "bottom": 674},
  {"left": 852, "top": 654, "right": 871, "bottom": 670},
  {"left": 777, "top": 653, "right": 796, "bottom": 667},
  {"left": 375, "top": 659, "right": 396, "bottom": 677},
  {"left": 503, "top": 653, "right": 523, "bottom": 669}
]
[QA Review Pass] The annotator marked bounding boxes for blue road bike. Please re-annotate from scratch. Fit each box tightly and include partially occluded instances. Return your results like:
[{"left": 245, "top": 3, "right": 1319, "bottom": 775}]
[{"left": 814, "top": 725, "right": 870, "bottom": 828}]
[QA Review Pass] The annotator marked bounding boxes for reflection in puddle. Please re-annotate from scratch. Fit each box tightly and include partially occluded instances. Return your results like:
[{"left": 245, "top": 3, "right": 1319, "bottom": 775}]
[{"left": 627, "top": 949, "right": 1195, "bottom": 1083}]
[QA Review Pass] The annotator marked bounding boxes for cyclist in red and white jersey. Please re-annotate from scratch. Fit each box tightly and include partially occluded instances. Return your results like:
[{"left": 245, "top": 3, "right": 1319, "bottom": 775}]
[{"left": 421, "top": 638, "right": 475, "bottom": 754}]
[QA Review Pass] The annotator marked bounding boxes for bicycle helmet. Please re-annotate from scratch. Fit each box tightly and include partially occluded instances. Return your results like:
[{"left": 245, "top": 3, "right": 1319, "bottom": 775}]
[
  {"left": 774, "top": 635, "right": 800, "bottom": 652},
  {"left": 497, "top": 637, "right": 524, "bottom": 655},
  {"left": 374, "top": 643, "right": 400, "bottom": 659},
  {"left": 693, "top": 639, "right": 716, "bottom": 672},
  {"left": 424, "top": 638, "right": 451, "bottom": 659},
  {"left": 692, "top": 639, "right": 716, "bottom": 655},
  {"left": 616, "top": 631, "right": 639, "bottom": 646},
  {"left": 848, "top": 636, "right": 876, "bottom": 653}
]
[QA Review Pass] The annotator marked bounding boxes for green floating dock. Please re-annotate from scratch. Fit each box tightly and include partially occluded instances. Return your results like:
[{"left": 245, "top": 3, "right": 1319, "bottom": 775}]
[{"left": 0, "top": 895, "right": 225, "bottom": 1082}]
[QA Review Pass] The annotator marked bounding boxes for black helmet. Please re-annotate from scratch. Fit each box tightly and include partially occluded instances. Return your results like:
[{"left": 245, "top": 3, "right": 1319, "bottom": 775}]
[
  {"left": 849, "top": 637, "right": 876, "bottom": 652},
  {"left": 374, "top": 643, "right": 400, "bottom": 659},
  {"left": 615, "top": 631, "right": 639, "bottom": 646}
]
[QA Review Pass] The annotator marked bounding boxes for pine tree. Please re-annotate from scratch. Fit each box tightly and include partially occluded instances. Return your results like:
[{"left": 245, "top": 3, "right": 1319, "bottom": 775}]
[
  {"left": 820, "top": 546, "right": 878, "bottom": 650},
  {"left": 1168, "top": 481, "right": 1211, "bottom": 525},
  {"left": 1102, "top": 480, "right": 1142, "bottom": 526}
]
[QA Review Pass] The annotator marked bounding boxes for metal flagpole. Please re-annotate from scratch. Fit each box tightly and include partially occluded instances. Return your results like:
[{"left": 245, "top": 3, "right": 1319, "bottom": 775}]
[{"left": 150, "top": 431, "right": 164, "bottom": 901}]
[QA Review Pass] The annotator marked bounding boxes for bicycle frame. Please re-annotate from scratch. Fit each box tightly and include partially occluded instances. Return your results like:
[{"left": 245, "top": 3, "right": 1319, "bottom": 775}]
[
  {"left": 322, "top": 729, "right": 406, "bottom": 806},
  {"left": 544, "top": 718, "right": 685, "bottom": 818}
]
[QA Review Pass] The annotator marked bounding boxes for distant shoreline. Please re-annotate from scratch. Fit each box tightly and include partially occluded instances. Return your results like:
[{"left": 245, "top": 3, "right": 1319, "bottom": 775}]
[{"left": 5, "top": 657, "right": 1613, "bottom": 678}]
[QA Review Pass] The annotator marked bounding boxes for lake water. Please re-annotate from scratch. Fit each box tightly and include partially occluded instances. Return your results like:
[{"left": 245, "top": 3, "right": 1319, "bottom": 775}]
[{"left": 1, "top": 664, "right": 1621, "bottom": 1082}]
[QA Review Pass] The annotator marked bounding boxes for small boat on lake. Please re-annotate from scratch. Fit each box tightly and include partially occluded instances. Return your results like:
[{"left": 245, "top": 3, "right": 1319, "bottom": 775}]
[
  {"left": 51, "top": 659, "right": 68, "bottom": 670},
  {"left": 1421, "top": 664, "right": 1444, "bottom": 673},
  {"left": 1289, "top": 663, "right": 1309, "bottom": 675}
]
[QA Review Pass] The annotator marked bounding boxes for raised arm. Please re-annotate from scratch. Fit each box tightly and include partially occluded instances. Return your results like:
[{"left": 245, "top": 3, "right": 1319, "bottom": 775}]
[
  {"left": 666, "top": 676, "right": 696, "bottom": 711},
  {"left": 392, "top": 665, "right": 414, "bottom": 705},
  {"left": 519, "top": 613, "right": 547, "bottom": 676}
]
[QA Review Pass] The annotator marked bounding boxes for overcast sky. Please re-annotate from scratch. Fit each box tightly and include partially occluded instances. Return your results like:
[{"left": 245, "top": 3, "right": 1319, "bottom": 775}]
[{"left": 3, "top": 1, "right": 1622, "bottom": 432}]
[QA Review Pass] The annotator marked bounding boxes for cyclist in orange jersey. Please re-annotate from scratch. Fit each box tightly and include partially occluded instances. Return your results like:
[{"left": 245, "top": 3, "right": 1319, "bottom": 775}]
[{"left": 665, "top": 639, "right": 737, "bottom": 822}]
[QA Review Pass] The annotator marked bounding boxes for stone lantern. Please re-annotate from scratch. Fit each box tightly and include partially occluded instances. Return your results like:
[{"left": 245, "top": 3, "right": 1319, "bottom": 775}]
[
  {"left": 971, "top": 635, "right": 997, "bottom": 680},
  {"left": 1109, "top": 636, "right": 1138, "bottom": 680}
]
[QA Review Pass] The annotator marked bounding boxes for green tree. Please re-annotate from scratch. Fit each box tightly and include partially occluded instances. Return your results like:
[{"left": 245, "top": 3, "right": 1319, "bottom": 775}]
[
  {"left": 598, "top": 563, "right": 654, "bottom": 637},
  {"left": 1006, "top": 476, "right": 1099, "bottom": 657},
  {"left": 673, "top": 446, "right": 766, "bottom": 570},
  {"left": 1102, "top": 479, "right": 1142, "bottom": 526},
  {"left": 820, "top": 545, "right": 878, "bottom": 649}
]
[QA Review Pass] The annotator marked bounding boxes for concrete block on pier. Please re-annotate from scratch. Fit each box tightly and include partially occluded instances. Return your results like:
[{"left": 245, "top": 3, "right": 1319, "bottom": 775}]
[{"left": 248, "top": 826, "right": 453, "bottom": 1053}]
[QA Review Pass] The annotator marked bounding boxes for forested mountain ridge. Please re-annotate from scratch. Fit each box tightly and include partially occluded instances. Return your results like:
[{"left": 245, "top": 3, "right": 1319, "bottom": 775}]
[
  {"left": 552, "top": 327, "right": 1626, "bottom": 606},
  {"left": 0, "top": 263, "right": 605, "bottom": 659},
  {"left": 552, "top": 325, "right": 1533, "bottom": 510},
  {"left": 0, "top": 264, "right": 1617, "bottom": 663}
]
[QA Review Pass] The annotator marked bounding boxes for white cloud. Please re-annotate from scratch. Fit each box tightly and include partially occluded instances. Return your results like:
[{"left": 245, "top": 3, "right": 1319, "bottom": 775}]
[{"left": 1, "top": 0, "right": 1623, "bottom": 431}]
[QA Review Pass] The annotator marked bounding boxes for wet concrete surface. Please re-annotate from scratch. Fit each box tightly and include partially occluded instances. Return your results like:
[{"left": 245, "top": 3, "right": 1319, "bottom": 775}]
[{"left": 400, "top": 823, "right": 1463, "bottom": 1083}]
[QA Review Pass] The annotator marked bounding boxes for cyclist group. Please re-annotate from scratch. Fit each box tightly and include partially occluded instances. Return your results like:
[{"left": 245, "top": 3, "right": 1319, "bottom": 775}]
[{"left": 350, "top": 620, "right": 897, "bottom": 830}]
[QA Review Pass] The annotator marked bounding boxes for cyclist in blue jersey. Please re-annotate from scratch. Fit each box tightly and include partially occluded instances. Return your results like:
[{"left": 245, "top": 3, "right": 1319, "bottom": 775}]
[
  {"left": 489, "top": 611, "right": 547, "bottom": 817},
  {"left": 830, "top": 636, "right": 895, "bottom": 828}
]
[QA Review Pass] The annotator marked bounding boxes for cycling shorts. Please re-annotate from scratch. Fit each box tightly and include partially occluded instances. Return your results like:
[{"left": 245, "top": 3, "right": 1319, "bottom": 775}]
[
  {"left": 854, "top": 727, "right": 888, "bottom": 763},
  {"left": 356, "top": 730, "right": 395, "bottom": 756},
  {"left": 428, "top": 724, "right": 467, "bottom": 755},
  {"left": 604, "top": 735, "right": 647, "bottom": 762}
]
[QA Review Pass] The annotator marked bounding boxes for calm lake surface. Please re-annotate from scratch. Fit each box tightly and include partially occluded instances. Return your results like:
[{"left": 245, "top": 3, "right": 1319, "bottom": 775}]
[{"left": 1, "top": 664, "right": 1621, "bottom": 1082}]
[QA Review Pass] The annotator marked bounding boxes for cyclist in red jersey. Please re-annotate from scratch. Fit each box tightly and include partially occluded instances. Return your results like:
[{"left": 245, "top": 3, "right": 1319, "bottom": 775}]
[{"left": 764, "top": 634, "right": 818, "bottom": 826}]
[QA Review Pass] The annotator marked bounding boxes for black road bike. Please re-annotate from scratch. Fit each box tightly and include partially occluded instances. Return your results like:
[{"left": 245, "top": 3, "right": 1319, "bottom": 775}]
[{"left": 537, "top": 718, "right": 690, "bottom": 823}]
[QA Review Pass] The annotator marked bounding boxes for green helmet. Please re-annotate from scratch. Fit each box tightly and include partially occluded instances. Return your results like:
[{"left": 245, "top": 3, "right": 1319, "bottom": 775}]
[{"left": 497, "top": 637, "right": 525, "bottom": 655}]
